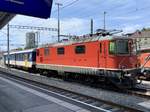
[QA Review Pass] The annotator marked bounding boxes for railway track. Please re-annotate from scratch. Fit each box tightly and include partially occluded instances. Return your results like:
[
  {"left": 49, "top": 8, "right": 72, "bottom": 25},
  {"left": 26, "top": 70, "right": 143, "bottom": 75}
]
[
  {"left": 127, "top": 86, "right": 150, "bottom": 99},
  {"left": 3, "top": 66, "right": 150, "bottom": 97},
  {"left": 0, "top": 71, "right": 143, "bottom": 112}
]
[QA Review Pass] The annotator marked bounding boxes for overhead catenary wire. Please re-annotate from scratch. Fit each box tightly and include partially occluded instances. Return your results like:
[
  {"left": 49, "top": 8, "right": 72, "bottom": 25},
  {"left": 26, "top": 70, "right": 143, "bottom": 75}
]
[
  {"left": 69, "top": 1, "right": 150, "bottom": 32},
  {"left": 54, "top": 0, "right": 150, "bottom": 21},
  {"left": 52, "top": 0, "right": 80, "bottom": 13},
  {"left": 55, "top": 0, "right": 128, "bottom": 19}
]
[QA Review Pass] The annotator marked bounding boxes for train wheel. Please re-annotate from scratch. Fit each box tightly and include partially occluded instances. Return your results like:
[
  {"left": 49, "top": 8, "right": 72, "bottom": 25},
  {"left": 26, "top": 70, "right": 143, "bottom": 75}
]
[{"left": 107, "top": 77, "right": 136, "bottom": 89}]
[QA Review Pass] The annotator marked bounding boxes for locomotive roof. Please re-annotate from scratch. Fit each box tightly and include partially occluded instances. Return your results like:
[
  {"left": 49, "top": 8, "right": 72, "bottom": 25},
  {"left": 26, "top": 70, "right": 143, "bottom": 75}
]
[
  {"left": 4, "top": 48, "right": 36, "bottom": 55},
  {"left": 39, "top": 35, "right": 130, "bottom": 48}
]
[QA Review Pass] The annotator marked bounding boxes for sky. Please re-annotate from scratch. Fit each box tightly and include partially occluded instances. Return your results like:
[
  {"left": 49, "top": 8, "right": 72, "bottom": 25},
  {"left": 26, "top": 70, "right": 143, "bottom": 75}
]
[{"left": 0, "top": 0, "right": 150, "bottom": 50}]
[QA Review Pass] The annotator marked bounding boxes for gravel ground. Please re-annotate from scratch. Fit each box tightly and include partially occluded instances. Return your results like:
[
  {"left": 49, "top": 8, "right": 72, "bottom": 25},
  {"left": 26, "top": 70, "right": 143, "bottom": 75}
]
[{"left": 0, "top": 66, "right": 150, "bottom": 112}]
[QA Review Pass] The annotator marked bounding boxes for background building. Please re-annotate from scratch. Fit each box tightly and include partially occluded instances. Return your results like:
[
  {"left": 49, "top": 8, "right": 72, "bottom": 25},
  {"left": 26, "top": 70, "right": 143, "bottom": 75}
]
[
  {"left": 129, "top": 28, "right": 150, "bottom": 52},
  {"left": 25, "top": 32, "right": 38, "bottom": 49}
]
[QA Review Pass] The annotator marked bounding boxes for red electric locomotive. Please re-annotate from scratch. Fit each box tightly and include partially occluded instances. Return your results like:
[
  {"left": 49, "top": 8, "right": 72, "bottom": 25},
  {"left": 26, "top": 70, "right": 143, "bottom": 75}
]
[{"left": 36, "top": 35, "right": 141, "bottom": 88}]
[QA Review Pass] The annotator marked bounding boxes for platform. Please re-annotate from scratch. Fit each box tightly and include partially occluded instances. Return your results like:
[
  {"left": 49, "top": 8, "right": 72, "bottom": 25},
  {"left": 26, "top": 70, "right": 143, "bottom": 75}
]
[{"left": 0, "top": 73, "right": 90, "bottom": 112}]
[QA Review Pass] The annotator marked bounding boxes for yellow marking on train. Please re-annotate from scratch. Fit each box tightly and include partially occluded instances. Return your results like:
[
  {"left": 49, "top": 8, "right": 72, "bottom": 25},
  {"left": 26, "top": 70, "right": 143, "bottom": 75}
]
[{"left": 25, "top": 60, "right": 28, "bottom": 67}]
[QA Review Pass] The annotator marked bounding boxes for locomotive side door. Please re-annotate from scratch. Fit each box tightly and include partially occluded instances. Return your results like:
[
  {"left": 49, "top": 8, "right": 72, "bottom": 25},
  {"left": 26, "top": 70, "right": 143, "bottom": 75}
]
[{"left": 99, "top": 41, "right": 107, "bottom": 68}]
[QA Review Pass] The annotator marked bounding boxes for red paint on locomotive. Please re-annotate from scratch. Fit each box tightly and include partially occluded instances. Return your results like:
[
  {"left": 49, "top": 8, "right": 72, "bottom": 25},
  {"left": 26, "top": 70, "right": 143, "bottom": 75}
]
[
  {"left": 139, "top": 53, "right": 150, "bottom": 68},
  {"left": 139, "top": 52, "right": 150, "bottom": 79}
]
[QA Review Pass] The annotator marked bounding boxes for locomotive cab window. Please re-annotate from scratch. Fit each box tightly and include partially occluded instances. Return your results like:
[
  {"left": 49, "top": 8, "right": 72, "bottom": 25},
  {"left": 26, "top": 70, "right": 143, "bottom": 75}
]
[
  {"left": 109, "top": 41, "right": 116, "bottom": 55},
  {"left": 57, "top": 47, "right": 65, "bottom": 55},
  {"left": 75, "top": 45, "right": 85, "bottom": 54},
  {"left": 116, "top": 40, "right": 129, "bottom": 54},
  {"left": 44, "top": 47, "right": 50, "bottom": 56}
]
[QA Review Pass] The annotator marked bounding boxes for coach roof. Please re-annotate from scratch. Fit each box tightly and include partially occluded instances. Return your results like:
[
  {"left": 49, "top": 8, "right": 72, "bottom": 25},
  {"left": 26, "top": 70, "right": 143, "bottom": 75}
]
[{"left": 4, "top": 49, "right": 36, "bottom": 55}]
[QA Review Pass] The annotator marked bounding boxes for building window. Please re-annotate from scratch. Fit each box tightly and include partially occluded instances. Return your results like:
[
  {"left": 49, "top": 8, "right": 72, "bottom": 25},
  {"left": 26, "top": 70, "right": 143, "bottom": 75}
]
[
  {"left": 57, "top": 47, "right": 65, "bottom": 55},
  {"left": 75, "top": 45, "right": 85, "bottom": 54},
  {"left": 44, "top": 47, "right": 50, "bottom": 56}
]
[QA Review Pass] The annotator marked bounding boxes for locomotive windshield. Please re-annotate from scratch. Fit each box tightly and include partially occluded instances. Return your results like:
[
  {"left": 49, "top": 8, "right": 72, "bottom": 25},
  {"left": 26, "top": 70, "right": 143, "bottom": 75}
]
[
  {"left": 116, "top": 40, "right": 129, "bottom": 54},
  {"left": 109, "top": 40, "right": 129, "bottom": 55}
]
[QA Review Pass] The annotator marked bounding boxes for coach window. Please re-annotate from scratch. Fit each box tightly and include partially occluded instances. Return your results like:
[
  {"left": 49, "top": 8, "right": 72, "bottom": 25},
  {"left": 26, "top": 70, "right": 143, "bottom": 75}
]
[
  {"left": 109, "top": 41, "right": 116, "bottom": 55},
  {"left": 20, "top": 54, "right": 22, "bottom": 61},
  {"left": 75, "top": 45, "right": 85, "bottom": 54},
  {"left": 22, "top": 54, "right": 24, "bottom": 61},
  {"left": 17, "top": 54, "right": 19, "bottom": 60},
  {"left": 44, "top": 47, "right": 50, "bottom": 56},
  {"left": 57, "top": 47, "right": 65, "bottom": 55},
  {"left": 28, "top": 53, "right": 32, "bottom": 61},
  {"left": 19, "top": 54, "right": 21, "bottom": 61},
  {"left": 10, "top": 55, "right": 12, "bottom": 60},
  {"left": 16, "top": 54, "right": 18, "bottom": 60},
  {"left": 5, "top": 55, "right": 8, "bottom": 60},
  {"left": 12, "top": 55, "right": 14, "bottom": 60},
  {"left": 9, "top": 55, "right": 11, "bottom": 60}
]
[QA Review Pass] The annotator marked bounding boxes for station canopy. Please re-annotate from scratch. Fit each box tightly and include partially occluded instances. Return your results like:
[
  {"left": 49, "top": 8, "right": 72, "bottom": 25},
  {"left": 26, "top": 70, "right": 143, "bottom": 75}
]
[
  {"left": 0, "top": 12, "right": 15, "bottom": 29},
  {"left": 0, "top": 0, "right": 53, "bottom": 29}
]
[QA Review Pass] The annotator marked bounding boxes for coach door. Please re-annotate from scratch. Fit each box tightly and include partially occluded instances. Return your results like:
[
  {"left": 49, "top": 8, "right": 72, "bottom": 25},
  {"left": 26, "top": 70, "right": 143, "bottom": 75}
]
[
  {"left": 24, "top": 54, "right": 28, "bottom": 67},
  {"left": 99, "top": 42, "right": 107, "bottom": 68}
]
